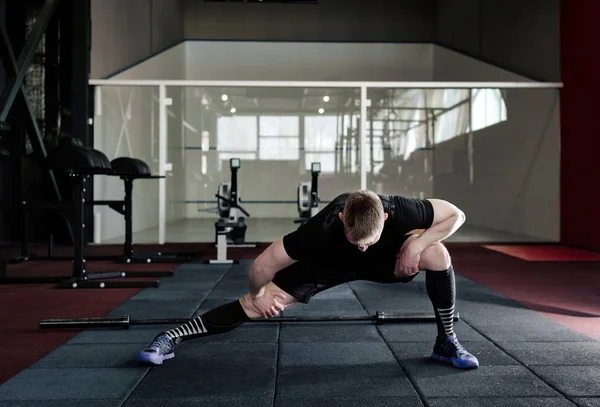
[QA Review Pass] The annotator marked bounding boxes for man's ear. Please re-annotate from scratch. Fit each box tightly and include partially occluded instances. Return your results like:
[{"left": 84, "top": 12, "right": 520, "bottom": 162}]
[
  {"left": 384, "top": 212, "right": 389, "bottom": 220},
  {"left": 338, "top": 212, "right": 344, "bottom": 222}
]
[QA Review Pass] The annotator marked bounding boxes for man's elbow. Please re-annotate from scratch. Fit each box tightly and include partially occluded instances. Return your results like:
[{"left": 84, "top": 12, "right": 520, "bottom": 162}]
[{"left": 456, "top": 210, "right": 466, "bottom": 225}]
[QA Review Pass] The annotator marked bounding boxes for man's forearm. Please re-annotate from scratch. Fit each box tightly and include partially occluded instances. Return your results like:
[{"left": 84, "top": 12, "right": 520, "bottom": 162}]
[
  {"left": 412, "top": 212, "right": 465, "bottom": 252},
  {"left": 248, "top": 264, "right": 276, "bottom": 297}
]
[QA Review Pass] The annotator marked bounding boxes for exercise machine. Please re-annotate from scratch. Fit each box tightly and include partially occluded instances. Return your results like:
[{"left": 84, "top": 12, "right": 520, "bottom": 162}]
[
  {"left": 214, "top": 158, "right": 255, "bottom": 248},
  {"left": 295, "top": 162, "right": 321, "bottom": 226}
]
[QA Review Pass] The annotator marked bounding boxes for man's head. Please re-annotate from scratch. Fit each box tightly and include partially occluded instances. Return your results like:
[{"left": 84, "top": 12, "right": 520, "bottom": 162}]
[{"left": 338, "top": 190, "right": 388, "bottom": 252}]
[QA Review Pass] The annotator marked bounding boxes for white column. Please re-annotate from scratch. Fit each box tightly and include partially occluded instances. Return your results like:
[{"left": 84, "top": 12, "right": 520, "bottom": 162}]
[
  {"left": 360, "top": 86, "right": 367, "bottom": 190},
  {"left": 158, "top": 85, "right": 167, "bottom": 245}
]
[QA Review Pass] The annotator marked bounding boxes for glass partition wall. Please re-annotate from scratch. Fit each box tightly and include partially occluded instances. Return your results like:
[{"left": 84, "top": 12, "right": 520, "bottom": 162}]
[{"left": 92, "top": 81, "right": 561, "bottom": 244}]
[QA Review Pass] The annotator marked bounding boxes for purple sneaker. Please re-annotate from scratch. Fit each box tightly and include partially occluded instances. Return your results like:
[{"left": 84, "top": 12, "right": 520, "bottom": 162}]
[
  {"left": 431, "top": 335, "right": 479, "bottom": 369},
  {"left": 138, "top": 333, "right": 180, "bottom": 365}
]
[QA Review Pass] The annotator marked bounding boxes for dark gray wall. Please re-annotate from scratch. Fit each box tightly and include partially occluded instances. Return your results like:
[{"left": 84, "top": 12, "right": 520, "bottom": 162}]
[
  {"left": 91, "top": 0, "right": 184, "bottom": 78},
  {"left": 182, "top": 0, "right": 435, "bottom": 42},
  {"left": 436, "top": 0, "right": 560, "bottom": 81}
]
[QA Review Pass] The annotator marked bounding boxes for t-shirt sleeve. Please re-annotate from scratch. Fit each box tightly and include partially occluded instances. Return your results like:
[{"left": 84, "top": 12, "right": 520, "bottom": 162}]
[
  {"left": 393, "top": 196, "right": 435, "bottom": 231},
  {"left": 282, "top": 221, "right": 318, "bottom": 261}
]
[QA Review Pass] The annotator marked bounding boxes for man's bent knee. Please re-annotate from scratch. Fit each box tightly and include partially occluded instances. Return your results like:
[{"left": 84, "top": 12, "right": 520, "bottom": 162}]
[
  {"left": 239, "top": 282, "right": 298, "bottom": 319},
  {"left": 419, "top": 242, "right": 451, "bottom": 271}
]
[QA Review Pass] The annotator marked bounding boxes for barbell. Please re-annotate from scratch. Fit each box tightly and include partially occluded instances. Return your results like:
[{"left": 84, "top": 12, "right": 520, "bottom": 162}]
[{"left": 39, "top": 311, "right": 459, "bottom": 330}]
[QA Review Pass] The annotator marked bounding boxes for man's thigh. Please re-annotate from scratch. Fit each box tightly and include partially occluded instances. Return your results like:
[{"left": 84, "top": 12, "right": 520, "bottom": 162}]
[{"left": 271, "top": 261, "right": 355, "bottom": 304}]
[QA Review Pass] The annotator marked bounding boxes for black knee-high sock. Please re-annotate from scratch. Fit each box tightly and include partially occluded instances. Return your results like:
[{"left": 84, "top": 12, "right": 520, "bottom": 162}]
[
  {"left": 165, "top": 300, "right": 250, "bottom": 343},
  {"left": 425, "top": 266, "right": 456, "bottom": 339}
]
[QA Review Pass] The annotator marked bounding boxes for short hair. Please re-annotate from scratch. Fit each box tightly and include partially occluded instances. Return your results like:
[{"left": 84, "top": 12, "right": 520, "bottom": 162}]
[{"left": 342, "top": 190, "right": 384, "bottom": 244}]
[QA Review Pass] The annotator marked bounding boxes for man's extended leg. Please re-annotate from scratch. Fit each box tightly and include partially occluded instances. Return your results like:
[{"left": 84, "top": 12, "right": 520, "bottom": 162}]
[
  {"left": 402, "top": 237, "right": 479, "bottom": 369},
  {"left": 138, "top": 282, "right": 298, "bottom": 365}
]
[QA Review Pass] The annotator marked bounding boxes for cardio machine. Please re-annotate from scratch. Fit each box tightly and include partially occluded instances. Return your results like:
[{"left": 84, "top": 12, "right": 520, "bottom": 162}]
[
  {"left": 295, "top": 162, "right": 321, "bottom": 226},
  {"left": 214, "top": 158, "right": 255, "bottom": 248}
]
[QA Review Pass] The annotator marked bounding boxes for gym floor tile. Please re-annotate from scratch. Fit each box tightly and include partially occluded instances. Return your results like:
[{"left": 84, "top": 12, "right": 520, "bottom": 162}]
[
  {"left": 573, "top": 398, "right": 600, "bottom": 407},
  {"left": 0, "top": 368, "right": 147, "bottom": 401},
  {"left": 161, "top": 268, "right": 228, "bottom": 282},
  {"left": 469, "top": 322, "right": 594, "bottom": 342},
  {"left": 149, "top": 280, "right": 217, "bottom": 291},
  {"left": 378, "top": 321, "right": 487, "bottom": 342},
  {"left": 530, "top": 366, "right": 600, "bottom": 397},
  {"left": 123, "top": 396, "right": 272, "bottom": 407},
  {"left": 130, "top": 368, "right": 275, "bottom": 400},
  {"left": 153, "top": 342, "right": 278, "bottom": 369},
  {"left": 274, "top": 396, "right": 424, "bottom": 407},
  {"left": 458, "top": 302, "right": 550, "bottom": 325},
  {"left": 278, "top": 342, "right": 400, "bottom": 366},
  {"left": 128, "top": 344, "right": 277, "bottom": 399},
  {"left": 128, "top": 287, "right": 211, "bottom": 301},
  {"left": 188, "top": 323, "right": 279, "bottom": 344},
  {"left": 0, "top": 401, "right": 121, "bottom": 407},
  {"left": 402, "top": 365, "right": 561, "bottom": 398},
  {"left": 310, "top": 284, "right": 358, "bottom": 299},
  {"left": 390, "top": 341, "right": 519, "bottom": 366},
  {"left": 357, "top": 295, "right": 433, "bottom": 314},
  {"left": 499, "top": 341, "right": 600, "bottom": 365},
  {"left": 106, "top": 299, "right": 203, "bottom": 319},
  {"left": 204, "top": 280, "right": 253, "bottom": 299},
  {"left": 67, "top": 324, "right": 180, "bottom": 345},
  {"left": 282, "top": 298, "right": 367, "bottom": 315},
  {"left": 276, "top": 365, "right": 418, "bottom": 399},
  {"left": 427, "top": 397, "right": 577, "bottom": 407},
  {"left": 279, "top": 321, "right": 383, "bottom": 342},
  {"left": 172, "top": 263, "right": 232, "bottom": 274},
  {"left": 349, "top": 282, "right": 424, "bottom": 299},
  {"left": 192, "top": 298, "right": 240, "bottom": 316},
  {"left": 30, "top": 343, "right": 145, "bottom": 368}
]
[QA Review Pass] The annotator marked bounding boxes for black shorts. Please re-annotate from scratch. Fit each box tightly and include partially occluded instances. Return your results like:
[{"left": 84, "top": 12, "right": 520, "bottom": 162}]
[{"left": 272, "top": 235, "right": 418, "bottom": 303}]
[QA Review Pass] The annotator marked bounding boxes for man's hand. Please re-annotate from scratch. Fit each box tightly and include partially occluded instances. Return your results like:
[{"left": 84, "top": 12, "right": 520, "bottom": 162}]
[
  {"left": 395, "top": 240, "right": 422, "bottom": 277},
  {"left": 248, "top": 290, "right": 287, "bottom": 318}
]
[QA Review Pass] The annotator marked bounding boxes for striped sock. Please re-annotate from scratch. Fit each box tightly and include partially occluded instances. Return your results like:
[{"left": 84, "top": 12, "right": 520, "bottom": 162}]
[
  {"left": 426, "top": 266, "right": 456, "bottom": 339},
  {"left": 435, "top": 305, "right": 455, "bottom": 337},
  {"left": 165, "top": 300, "right": 250, "bottom": 343}
]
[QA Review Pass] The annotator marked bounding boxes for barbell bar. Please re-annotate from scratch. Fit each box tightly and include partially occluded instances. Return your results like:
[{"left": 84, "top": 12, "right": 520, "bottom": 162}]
[{"left": 39, "top": 311, "right": 459, "bottom": 330}]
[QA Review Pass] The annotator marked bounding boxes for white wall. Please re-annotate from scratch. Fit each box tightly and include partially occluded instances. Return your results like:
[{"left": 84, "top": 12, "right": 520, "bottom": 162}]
[
  {"left": 185, "top": 41, "right": 434, "bottom": 81},
  {"left": 91, "top": 0, "right": 184, "bottom": 79},
  {"left": 182, "top": 0, "right": 435, "bottom": 42},
  {"left": 435, "top": 0, "right": 560, "bottom": 82},
  {"left": 434, "top": 46, "right": 533, "bottom": 82},
  {"left": 112, "top": 43, "right": 186, "bottom": 80},
  {"left": 432, "top": 47, "right": 560, "bottom": 241}
]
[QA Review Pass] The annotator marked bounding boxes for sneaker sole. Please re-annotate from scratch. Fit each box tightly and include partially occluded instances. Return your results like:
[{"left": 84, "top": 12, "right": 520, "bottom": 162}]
[
  {"left": 138, "top": 351, "right": 175, "bottom": 366},
  {"left": 431, "top": 352, "right": 479, "bottom": 369}
]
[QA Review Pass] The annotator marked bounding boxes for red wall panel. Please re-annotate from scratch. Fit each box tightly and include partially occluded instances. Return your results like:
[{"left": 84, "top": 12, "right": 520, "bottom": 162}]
[{"left": 560, "top": 0, "right": 600, "bottom": 252}]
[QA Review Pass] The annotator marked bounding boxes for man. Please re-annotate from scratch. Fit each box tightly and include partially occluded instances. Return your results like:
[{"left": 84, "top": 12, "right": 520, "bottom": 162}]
[{"left": 138, "top": 190, "right": 479, "bottom": 369}]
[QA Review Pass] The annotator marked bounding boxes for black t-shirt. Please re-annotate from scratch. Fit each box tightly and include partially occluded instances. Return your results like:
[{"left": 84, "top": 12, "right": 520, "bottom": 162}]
[{"left": 283, "top": 193, "right": 434, "bottom": 271}]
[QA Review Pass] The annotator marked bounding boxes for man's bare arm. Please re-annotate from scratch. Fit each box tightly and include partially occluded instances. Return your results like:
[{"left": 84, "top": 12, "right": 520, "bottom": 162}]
[
  {"left": 249, "top": 239, "right": 296, "bottom": 298},
  {"left": 411, "top": 199, "right": 466, "bottom": 253}
]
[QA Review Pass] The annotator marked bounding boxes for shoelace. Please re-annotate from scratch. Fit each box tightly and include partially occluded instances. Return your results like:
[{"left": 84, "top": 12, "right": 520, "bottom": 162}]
[
  {"left": 149, "top": 336, "right": 172, "bottom": 352},
  {"left": 442, "top": 337, "right": 466, "bottom": 355}
]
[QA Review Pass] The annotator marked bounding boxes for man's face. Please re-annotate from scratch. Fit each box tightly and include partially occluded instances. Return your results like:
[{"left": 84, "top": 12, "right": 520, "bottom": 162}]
[{"left": 339, "top": 212, "right": 388, "bottom": 252}]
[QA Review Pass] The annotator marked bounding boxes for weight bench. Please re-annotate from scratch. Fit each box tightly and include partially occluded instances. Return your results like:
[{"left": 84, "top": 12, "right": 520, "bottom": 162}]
[
  {"left": 0, "top": 143, "right": 167, "bottom": 288},
  {"left": 106, "top": 157, "right": 193, "bottom": 264},
  {"left": 13, "top": 156, "right": 192, "bottom": 265}
]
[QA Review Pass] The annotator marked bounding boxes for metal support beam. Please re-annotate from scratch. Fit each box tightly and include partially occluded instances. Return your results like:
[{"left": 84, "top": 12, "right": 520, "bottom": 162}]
[
  {"left": 0, "top": 0, "right": 59, "bottom": 122},
  {"left": 0, "top": 26, "right": 63, "bottom": 201}
]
